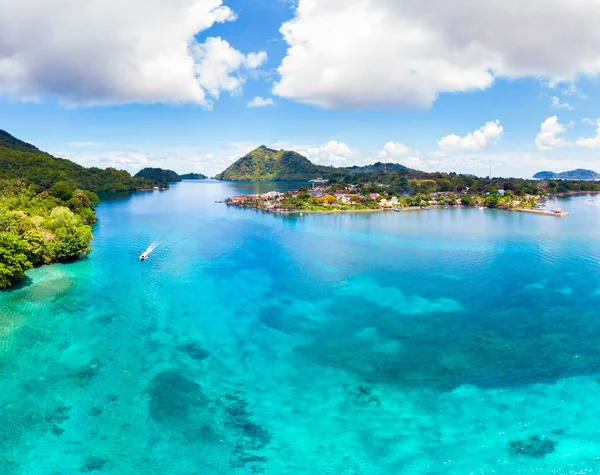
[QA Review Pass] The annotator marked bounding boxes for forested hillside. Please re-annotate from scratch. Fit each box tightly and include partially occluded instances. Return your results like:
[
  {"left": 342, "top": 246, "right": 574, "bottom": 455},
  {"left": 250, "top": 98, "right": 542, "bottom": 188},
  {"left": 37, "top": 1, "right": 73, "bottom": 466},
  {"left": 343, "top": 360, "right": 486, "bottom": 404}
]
[{"left": 0, "top": 130, "right": 157, "bottom": 192}]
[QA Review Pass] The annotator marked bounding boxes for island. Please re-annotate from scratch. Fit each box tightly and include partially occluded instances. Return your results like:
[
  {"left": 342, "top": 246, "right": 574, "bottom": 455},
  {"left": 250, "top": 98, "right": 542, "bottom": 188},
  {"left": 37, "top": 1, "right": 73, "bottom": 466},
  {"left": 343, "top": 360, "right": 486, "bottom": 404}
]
[
  {"left": 135, "top": 167, "right": 181, "bottom": 184},
  {"left": 135, "top": 168, "right": 208, "bottom": 183},
  {"left": 533, "top": 169, "right": 600, "bottom": 180},
  {"left": 180, "top": 172, "right": 207, "bottom": 180},
  {"left": 0, "top": 129, "right": 164, "bottom": 288},
  {"left": 224, "top": 181, "right": 569, "bottom": 216}
]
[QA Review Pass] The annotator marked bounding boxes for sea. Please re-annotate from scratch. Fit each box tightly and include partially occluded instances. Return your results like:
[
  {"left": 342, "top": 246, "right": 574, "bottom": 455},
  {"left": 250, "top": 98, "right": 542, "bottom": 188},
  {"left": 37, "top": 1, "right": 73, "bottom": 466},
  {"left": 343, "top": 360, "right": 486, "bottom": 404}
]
[{"left": 1, "top": 180, "right": 600, "bottom": 474}]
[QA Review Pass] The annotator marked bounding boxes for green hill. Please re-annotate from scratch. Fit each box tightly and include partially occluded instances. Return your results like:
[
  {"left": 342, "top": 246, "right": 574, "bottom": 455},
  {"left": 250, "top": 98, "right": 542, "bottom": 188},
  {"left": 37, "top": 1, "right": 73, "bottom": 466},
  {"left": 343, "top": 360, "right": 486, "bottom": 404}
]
[
  {"left": 0, "top": 129, "right": 157, "bottom": 192},
  {"left": 214, "top": 146, "right": 318, "bottom": 181},
  {"left": 214, "top": 145, "right": 413, "bottom": 181},
  {"left": 533, "top": 169, "right": 600, "bottom": 180},
  {"left": 135, "top": 168, "right": 181, "bottom": 183},
  {"left": 180, "top": 172, "right": 207, "bottom": 180}
]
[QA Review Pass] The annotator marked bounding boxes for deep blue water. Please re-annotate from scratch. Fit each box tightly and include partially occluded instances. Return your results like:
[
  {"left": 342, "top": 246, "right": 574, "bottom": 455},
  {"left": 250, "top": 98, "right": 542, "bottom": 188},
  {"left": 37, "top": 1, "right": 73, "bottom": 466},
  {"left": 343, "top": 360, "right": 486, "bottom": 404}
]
[{"left": 2, "top": 181, "right": 600, "bottom": 474}]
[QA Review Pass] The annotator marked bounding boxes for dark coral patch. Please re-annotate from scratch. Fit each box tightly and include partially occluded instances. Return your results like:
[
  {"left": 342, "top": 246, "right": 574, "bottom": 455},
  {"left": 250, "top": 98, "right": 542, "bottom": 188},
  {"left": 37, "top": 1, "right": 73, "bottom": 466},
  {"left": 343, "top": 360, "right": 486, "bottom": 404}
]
[
  {"left": 72, "top": 360, "right": 101, "bottom": 385},
  {"left": 80, "top": 456, "right": 107, "bottom": 472},
  {"left": 509, "top": 435, "right": 557, "bottom": 458},
  {"left": 177, "top": 343, "right": 210, "bottom": 361},
  {"left": 147, "top": 369, "right": 209, "bottom": 423}
]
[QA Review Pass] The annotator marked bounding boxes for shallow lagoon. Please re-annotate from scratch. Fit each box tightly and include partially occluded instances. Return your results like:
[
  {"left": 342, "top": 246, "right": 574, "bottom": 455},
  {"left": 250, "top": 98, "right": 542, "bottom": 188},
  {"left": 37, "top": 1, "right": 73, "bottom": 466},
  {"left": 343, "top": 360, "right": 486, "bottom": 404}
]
[{"left": 2, "top": 181, "right": 600, "bottom": 474}]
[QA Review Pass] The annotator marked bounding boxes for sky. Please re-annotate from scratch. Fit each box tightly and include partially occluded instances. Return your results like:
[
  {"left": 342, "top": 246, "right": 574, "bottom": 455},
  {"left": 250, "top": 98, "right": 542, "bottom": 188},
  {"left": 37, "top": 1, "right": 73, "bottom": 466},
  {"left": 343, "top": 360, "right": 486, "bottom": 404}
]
[{"left": 1, "top": 0, "right": 600, "bottom": 178}]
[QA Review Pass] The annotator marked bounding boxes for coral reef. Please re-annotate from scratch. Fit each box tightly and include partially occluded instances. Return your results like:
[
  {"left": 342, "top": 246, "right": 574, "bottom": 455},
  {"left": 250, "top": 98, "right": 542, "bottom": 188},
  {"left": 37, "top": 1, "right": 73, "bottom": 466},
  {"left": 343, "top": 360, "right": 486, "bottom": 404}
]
[{"left": 509, "top": 435, "right": 557, "bottom": 458}]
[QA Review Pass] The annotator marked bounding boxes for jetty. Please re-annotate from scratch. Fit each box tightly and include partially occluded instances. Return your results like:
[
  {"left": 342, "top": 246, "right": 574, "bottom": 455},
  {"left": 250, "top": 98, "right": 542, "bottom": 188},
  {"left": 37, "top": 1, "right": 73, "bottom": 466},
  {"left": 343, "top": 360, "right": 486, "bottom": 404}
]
[{"left": 513, "top": 208, "right": 569, "bottom": 217}]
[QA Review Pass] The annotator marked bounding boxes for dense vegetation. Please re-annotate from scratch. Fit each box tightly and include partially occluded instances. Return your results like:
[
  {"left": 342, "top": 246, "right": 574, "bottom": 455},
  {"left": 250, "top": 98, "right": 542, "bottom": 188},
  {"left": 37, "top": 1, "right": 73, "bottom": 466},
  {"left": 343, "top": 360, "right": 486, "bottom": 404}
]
[
  {"left": 134, "top": 167, "right": 181, "bottom": 184},
  {"left": 134, "top": 168, "right": 208, "bottom": 183},
  {"left": 180, "top": 172, "right": 207, "bottom": 180},
  {"left": 0, "top": 179, "right": 97, "bottom": 288},
  {"left": 215, "top": 146, "right": 319, "bottom": 181},
  {"left": 533, "top": 169, "right": 600, "bottom": 180},
  {"left": 346, "top": 171, "right": 600, "bottom": 196},
  {"left": 0, "top": 130, "right": 157, "bottom": 192}
]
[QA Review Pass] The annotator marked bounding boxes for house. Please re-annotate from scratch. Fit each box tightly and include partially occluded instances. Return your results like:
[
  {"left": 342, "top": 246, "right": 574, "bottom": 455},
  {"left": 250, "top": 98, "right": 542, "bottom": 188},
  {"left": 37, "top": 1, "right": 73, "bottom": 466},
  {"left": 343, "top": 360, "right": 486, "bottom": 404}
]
[
  {"left": 498, "top": 189, "right": 506, "bottom": 196},
  {"left": 369, "top": 193, "right": 380, "bottom": 200},
  {"left": 230, "top": 196, "right": 248, "bottom": 203},
  {"left": 335, "top": 194, "right": 351, "bottom": 204}
]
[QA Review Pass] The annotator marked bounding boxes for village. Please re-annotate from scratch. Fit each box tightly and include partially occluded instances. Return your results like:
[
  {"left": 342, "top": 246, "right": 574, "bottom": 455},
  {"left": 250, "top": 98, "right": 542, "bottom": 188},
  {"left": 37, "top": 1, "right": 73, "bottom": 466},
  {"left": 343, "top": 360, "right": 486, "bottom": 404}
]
[{"left": 223, "top": 179, "right": 568, "bottom": 215}]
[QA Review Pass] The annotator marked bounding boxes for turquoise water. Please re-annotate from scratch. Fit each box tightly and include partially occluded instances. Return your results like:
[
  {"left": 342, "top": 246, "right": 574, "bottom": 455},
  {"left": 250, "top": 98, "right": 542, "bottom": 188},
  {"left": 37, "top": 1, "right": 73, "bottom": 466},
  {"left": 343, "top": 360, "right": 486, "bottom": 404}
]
[{"left": 2, "top": 182, "right": 600, "bottom": 474}]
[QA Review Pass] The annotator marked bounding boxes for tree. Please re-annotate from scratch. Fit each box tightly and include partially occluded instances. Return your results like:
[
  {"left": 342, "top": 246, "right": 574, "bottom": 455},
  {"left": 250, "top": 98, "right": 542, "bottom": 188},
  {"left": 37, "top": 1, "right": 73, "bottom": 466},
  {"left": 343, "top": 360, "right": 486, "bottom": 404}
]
[
  {"left": 319, "top": 194, "right": 337, "bottom": 205},
  {"left": 50, "top": 181, "right": 73, "bottom": 201},
  {"left": 461, "top": 195, "right": 473, "bottom": 206},
  {"left": 485, "top": 194, "right": 500, "bottom": 208},
  {"left": 22, "top": 228, "right": 48, "bottom": 265},
  {"left": 0, "top": 232, "right": 32, "bottom": 288},
  {"left": 53, "top": 226, "right": 92, "bottom": 261}
]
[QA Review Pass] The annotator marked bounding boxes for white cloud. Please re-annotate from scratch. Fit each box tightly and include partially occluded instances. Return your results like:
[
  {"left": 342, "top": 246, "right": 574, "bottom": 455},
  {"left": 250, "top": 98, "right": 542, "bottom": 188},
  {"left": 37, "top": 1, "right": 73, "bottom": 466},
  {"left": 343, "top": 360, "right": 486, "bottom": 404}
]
[
  {"left": 533, "top": 115, "right": 600, "bottom": 150},
  {"left": 192, "top": 37, "right": 267, "bottom": 101},
  {"left": 274, "top": 0, "right": 600, "bottom": 109},
  {"left": 247, "top": 96, "right": 275, "bottom": 108},
  {"left": 535, "top": 116, "right": 570, "bottom": 150},
  {"left": 375, "top": 141, "right": 424, "bottom": 168},
  {"left": 575, "top": 119, "right": 600, "bottom": 148},
  {"left": 299, "top": 140, "right": 362, "bottom": 167},
  {"left": 377, "top": 142, "right": 416, "bottom": 158},
  {"left": 0, "top": 0, "right": 266, "bottom": 107},
  {"left": 438, "top": 120, "right": 503, "bottom": 150},
  {"left": 551, "top": 96, "right": 574, "bottom": 110}
]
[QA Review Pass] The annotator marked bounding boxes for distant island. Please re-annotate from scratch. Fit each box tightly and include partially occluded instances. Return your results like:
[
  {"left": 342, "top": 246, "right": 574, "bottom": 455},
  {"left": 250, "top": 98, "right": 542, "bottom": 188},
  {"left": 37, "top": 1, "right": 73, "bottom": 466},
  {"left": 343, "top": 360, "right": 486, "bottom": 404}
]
[
  {"left": 180, "top": 172, "right": 207, "bottom": 180},
  {"left": 214, "top": 145, "right": 412, "bottom": 181},
  {"left": 135, "top": 168, "right": 207, "bottom": 183},
  {"left": 135, "top": 167, "right": 181, "bottom": 184},
  {"left": 533, "top": 169, "right": 600, "bottom": 180}
]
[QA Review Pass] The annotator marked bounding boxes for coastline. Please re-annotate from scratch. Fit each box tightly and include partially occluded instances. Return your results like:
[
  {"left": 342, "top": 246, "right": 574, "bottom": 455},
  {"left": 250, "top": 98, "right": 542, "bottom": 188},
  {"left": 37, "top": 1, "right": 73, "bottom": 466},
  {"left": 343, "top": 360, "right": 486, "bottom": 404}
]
[{"left": 227, "top": 203, "right": 568, "bottom": 216}]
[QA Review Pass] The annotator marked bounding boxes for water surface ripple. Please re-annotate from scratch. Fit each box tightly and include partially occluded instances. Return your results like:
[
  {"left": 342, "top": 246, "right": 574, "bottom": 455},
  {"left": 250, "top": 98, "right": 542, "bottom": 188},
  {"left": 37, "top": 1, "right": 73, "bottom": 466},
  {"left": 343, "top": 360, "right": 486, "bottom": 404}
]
[{"left": 1, "top": 182, "right": 600, "bottom": 474}]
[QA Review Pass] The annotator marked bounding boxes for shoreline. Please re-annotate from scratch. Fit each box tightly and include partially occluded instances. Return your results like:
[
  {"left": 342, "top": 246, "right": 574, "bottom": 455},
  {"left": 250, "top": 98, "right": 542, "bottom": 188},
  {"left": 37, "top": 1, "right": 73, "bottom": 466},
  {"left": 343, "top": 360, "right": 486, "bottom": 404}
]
[
  {"left": 227, "top": 203, "right": 568, "bottom": 217},
  {"left": 553, "top": 190, "right": 600, "bottom": 198}
]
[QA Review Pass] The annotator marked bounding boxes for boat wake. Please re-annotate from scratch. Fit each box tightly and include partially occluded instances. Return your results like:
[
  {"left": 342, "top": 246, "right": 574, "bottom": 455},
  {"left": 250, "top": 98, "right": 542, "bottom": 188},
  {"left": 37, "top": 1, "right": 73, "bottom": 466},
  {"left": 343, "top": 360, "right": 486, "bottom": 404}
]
[{"left": 140, "top": 240, "right": 161, "bottom": 261}]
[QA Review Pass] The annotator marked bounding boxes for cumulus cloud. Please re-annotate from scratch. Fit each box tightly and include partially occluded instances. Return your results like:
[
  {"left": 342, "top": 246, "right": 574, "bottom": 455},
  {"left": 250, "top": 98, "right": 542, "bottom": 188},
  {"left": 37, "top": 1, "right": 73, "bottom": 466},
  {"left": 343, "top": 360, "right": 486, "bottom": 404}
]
[
  {"left": 377, "top": 142, "right": 416, "bottom": 158},
  {"left": 299, "top": 140, "right": 361, "bottom": 167},
  {"left": 0, "top": 0, "right": 266, "bottom": 107},
  {"left": 247, "top": 96, "right": 275, "bottom": 108},
  {"left": 438, "top": 120, "right": 503, "bottom": 151},
  {"left": 375, "top": 141, "right": 424, "bottom": 168},
  {"left": 274, "top": 0, "right": 600, "bottom": 109},
  {"left": 535, "top": 116, "right": 570, "bottom": 150},
  {"left": 533, "top": 116, "right": 600, "bottom": 149},
  {"left": 193, "top": 38, "right": 267, "bottom": 100},
  {"left": 575, "top": 119, "right": 600, "bottom": 148}
]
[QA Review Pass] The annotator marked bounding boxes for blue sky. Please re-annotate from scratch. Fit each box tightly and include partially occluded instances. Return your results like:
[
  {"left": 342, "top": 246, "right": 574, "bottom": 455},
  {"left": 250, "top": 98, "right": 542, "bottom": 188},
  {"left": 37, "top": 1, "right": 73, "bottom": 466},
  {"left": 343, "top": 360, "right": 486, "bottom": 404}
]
[{"left": 1, "top": 0, "right": 600, "bottom": 178}]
